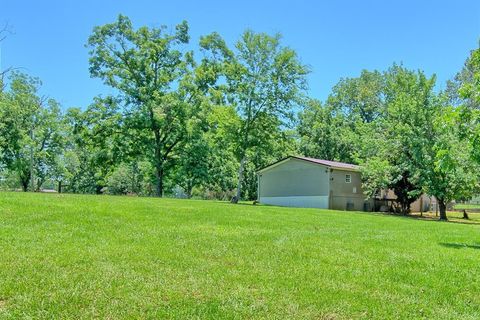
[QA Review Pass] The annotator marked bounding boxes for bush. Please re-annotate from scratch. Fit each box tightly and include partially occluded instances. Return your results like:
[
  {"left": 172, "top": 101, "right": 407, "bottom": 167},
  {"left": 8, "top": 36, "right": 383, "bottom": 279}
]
[
  {"left": 105, "top": 165, "right": 132, "bottom": 195},
  {"left": 105, "top": 161, "right": 156, "bottom": 196},
  {"left": 191, "top": 185, "right": 235, "bottom": 200},
  {"left": 0, "top": 169, "right": 21, "bottom": 191}
]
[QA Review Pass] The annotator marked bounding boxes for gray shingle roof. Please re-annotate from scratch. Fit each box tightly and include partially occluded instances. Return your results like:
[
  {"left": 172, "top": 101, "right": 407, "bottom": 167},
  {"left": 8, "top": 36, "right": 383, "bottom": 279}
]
[
  {"left": 294, "top": 156, "right": 359, "bottom": 170},
  {"left": 258, "top": 156, "right": 360, "bottom": 173}
]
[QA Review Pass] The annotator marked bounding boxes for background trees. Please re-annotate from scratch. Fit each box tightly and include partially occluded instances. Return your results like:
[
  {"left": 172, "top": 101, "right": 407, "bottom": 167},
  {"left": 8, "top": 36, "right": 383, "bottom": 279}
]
[
  {"left": 297, "top": 62, "right": 480, "bottom": 218},
  {"left": 457, "top": 48, "right": 480, "bottom": 165},
  {"left": 298, "top": 99, "right": 353, "bottom": 162},
  {"left": 0, "top": 15, "right": 478, "bottom": 219}
]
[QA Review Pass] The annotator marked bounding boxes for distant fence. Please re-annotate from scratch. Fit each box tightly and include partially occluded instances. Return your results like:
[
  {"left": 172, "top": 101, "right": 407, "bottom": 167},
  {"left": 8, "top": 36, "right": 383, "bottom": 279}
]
[{"left": 465, "top": 197, "right": 480, "bottom": 205}]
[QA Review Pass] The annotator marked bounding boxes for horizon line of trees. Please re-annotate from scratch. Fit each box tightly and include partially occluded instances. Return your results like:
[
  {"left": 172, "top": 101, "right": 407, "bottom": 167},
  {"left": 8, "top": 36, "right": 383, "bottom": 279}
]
[{"left": 0, "top": 16, "right": 479, "bottom": 220}]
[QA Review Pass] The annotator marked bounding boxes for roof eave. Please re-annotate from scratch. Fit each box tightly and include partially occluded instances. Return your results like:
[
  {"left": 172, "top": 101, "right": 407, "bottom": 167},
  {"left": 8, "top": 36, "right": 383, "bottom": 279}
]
[{"left": 257, "top": 156, "right": 360, "bottom": 174}]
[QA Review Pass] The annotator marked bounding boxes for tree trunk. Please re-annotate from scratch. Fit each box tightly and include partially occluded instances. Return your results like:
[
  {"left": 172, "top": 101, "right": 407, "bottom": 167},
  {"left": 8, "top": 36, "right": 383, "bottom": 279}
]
[
  {"left": 36, "top": 178, "right": 43, "bottom": 192},
  {"left": 58, "top": 180, "right": 62, "bottom": 193},
  {"left": 186, "top": 180, "right": 193, "bottom": 199},
  {"left": 438, "top": 199, "right": 448, "bottom": 221},
  {"left": 401, "top": 201, "right": 409, "bottom": 215},
  {"left": 152, "top": 124, "right": 164, "bottom": 198},
  {"left": 155, "top": 164, "right": 164, "bottom": 197},
  {"left": 30, "top": 136, "right": 34, "bottom": 192},
  {"left": 21, "top": 180, "right": 28, "bottom": 192},
  {"left": 420, "top": 196, "right": 423, "bottom": 217},
  {"left": 20, "top": 171, "right": 30, "bottom": 192},
  {"left": 231, "top": 155, "right": 246, "bottom": 204}
]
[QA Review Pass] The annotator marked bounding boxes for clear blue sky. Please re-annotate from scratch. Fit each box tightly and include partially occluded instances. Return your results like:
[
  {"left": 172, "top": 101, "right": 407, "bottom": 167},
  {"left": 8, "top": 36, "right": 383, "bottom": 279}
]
[{"left": 1, "top": 0, "right": 479, "bottom": 108}]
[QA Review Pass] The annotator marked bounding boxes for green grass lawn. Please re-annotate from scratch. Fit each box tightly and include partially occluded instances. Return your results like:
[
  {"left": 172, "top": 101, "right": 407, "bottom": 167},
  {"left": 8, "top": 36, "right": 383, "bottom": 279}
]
[
  {"left": 0, "top": 192, "right": 479, "bottom": 319},
  {"left": 454, "top": 203, "right": 480, "bottom": 211},
  {"left": 411, "top": 210, "right": 480, "bottom": 224}
]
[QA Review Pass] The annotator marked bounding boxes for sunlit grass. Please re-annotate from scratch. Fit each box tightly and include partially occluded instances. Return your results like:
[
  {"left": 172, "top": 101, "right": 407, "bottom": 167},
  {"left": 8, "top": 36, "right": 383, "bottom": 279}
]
[
  {"left": 454, "top": 203, "right": 480, "bottom": 210},
  {"left": 0, "top": 192, "right": 479, "bottom": 319},
  {"left": 409, "top": 210, "right": 480, "bottom": 224}
]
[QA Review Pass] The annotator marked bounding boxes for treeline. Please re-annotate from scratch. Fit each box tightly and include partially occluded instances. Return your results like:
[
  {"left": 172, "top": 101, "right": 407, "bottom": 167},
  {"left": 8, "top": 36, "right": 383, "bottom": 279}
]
[
  {"left": 299, "top": 61, "right": 480, "bottom": 220},
  {"left": 0, "top": 16, "right": 479, "bottom": 219}
]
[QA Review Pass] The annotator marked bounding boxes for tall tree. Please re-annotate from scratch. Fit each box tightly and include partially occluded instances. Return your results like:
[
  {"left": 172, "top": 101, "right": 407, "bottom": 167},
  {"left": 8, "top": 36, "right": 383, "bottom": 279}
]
[
  {"left": 379, "top": 65, "right": 436, "bottom": 214},
  {"left": 299, "top": 66, "right": 425, "bottom": 214},
  {"left": 87, "top": 15, "right": 208, "bottom": 197},
  {"left": 201, "top": 30, "right": 309, "bottom": 203},
  {"left": 31, "top": 98, "right": 64, "bottom": 190},
  {"left": 202, "top": 104, "right": 241, "bottom": 199},
  {"left": 413, "top": 103, "right": 480, "bottom": 220},
  {"left": 62, "top": 97, "right": 122, "bottom": 194},
  {"left": 348, "top": 66, "right": 435, "bottom": 214},
  {"left": 0, "top": 72, "right": 63, "bottom": 191}
]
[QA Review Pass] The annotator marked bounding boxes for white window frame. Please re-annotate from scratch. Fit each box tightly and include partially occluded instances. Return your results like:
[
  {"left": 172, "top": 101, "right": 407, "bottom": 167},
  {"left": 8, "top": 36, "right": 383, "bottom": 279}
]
[{"left": 345, "top": 174, "right": 352, "bottom": 183}]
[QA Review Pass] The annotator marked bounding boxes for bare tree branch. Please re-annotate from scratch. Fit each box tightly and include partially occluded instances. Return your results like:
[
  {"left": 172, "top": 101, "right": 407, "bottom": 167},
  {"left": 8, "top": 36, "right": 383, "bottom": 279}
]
[
  {"left": 0, "top": 23, "right": 14, "bottom": 82},
  {"left": 0, "top": 23, "right": 13, "bottom": 42}
]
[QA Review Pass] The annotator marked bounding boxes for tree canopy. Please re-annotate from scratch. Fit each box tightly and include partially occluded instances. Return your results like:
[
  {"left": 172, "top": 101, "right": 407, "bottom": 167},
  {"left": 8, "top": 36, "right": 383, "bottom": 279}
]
[{"left": 0, "top": 15, "right": 479, "bottom": 220}]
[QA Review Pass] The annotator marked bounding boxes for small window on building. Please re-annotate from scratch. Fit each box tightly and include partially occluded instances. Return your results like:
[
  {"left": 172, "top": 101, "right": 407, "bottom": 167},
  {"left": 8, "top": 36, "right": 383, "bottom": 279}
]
[
  {"left": 353, "top": 186, "right": 357, "bottom": 193},
  {"left": 345, "top": 174, "right": 352, "bottom": 183}
]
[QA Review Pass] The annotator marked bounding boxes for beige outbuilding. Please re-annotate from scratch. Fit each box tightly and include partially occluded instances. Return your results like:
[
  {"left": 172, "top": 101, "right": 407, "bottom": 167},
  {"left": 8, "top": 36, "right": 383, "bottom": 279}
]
[{"left": 257, "top": 156, "right": 371, "bottom": 211}]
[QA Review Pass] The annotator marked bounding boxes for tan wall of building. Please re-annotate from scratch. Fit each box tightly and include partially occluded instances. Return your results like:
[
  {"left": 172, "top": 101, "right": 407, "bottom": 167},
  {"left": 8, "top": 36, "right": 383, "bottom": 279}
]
[
  {"left": 378, "top": 189, "right": 431, "bottom": 212},
  {"left": 329, "top": 169, "right": 370, "bottom": 211},
  {"left": 410, "top": 195, "right": 431, "bottom": 212}
]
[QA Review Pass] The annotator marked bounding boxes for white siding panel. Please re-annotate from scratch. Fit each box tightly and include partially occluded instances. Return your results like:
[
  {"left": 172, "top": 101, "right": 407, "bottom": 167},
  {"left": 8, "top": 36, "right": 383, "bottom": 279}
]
[{"left": 260, "top": 196, "right": 329, "bottom": 209}]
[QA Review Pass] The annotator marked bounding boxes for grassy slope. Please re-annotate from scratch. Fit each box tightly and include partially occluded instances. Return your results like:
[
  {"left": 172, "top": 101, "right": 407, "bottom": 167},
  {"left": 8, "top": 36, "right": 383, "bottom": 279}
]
[{"left": 0, "top": 192, "right": 479, "bottom": 319}]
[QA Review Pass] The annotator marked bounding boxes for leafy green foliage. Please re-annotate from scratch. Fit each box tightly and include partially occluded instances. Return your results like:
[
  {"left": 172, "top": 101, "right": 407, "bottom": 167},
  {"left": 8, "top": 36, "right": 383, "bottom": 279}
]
[
  {"left": 413, "top": 105, "right": 480, "bottom": 219},
  {"left": 298, "top": 99, "right": 354, "bottom": 162},
  {"left": 87, "top": 15, "right": 209, "bottom": 197},
  {"left": 1, "top": 16, "right": 479, "bottom": 211},
  {"left": 328, "top": 69, "right": 386, "bottom": 123},
  {"left": 457, "top": 48, "right": 480, "bottom": 164},
  {"left": 0, "top": 72, "right": 64, "bottom": 191},
  {"left": 201, "top": 30, "right": 308, "bottom": 201},
  {"left": 457, "top": 47, "right": 480, "bottom": 107},
  {"left": 60, "top": 97, "right": 123, "bottom": 194}
]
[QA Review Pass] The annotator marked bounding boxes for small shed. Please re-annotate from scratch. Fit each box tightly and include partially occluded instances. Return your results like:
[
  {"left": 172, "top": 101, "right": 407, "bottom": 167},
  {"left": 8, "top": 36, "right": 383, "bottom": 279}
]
[{"left": 257, "top": 156, "right": 371, "bottom": 211}]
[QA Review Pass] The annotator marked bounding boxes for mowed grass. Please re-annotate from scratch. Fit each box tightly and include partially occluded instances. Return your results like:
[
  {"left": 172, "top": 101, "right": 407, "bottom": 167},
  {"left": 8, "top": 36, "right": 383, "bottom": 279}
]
[
  {"left": 0, "top": 192, "right": 479, "bottom": 319},
  {"left": 410, "top": 211, "right": 480, "bottom": 224},
  {"left": 455, "top": 203, "right": 480, "bottom": 211}
]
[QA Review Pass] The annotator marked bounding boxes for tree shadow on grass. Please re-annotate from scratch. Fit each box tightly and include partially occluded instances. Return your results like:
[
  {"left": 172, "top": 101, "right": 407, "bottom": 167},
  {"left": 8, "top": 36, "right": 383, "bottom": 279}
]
[
  {"left": 439, "top": 242, "right": 480, "bottom": 250},
  {"left": 373, "top": 211, "right": 480, "bottom": 225}
]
